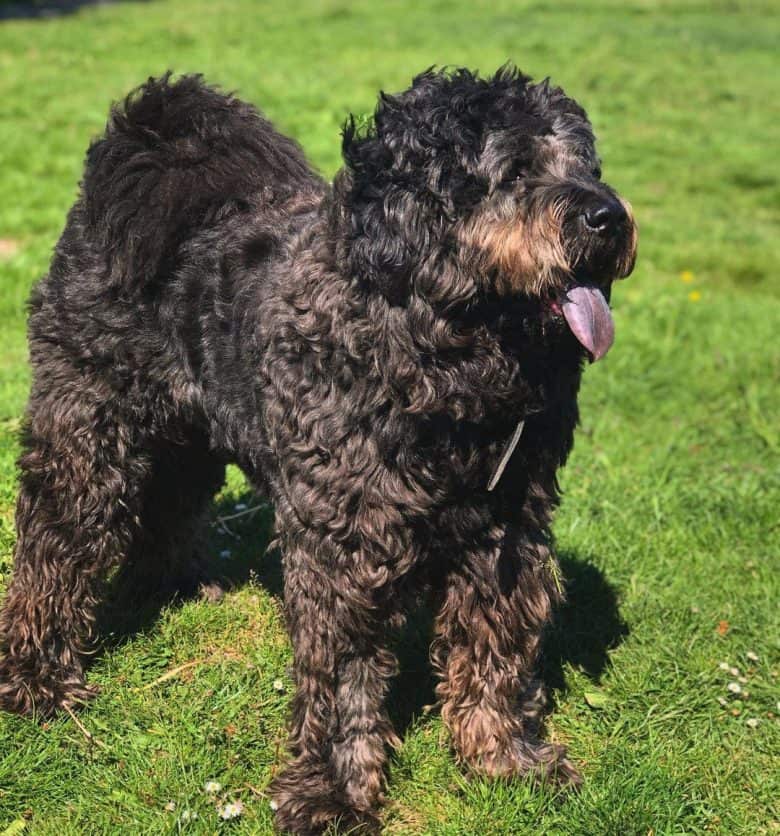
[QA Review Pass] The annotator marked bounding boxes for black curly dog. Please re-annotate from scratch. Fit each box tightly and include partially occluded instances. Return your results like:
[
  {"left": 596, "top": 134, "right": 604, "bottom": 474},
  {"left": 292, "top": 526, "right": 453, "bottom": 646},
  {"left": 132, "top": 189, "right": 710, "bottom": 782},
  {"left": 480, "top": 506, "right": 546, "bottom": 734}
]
[{"left": 0, "top": 67, "right": 636, "bottom": 832}]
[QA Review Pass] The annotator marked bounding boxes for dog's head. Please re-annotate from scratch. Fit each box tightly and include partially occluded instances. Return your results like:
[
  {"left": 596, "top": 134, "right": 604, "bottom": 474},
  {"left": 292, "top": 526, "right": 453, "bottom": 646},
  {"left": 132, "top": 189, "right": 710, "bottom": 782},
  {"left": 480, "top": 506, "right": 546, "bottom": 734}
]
[{"left": 334, "top": 66, "right": 637, "bottom": 362}]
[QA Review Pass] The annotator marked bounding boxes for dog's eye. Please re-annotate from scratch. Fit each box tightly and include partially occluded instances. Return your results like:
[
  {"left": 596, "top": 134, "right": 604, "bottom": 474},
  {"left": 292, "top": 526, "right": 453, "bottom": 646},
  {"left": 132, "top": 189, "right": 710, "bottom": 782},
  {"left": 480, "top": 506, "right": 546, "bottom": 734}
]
[
  {"left": 591, "top": 165, "right": 602, "bottom": 180},
  {"left": 502, "top": 162, "right": 526, "bottom": 185}
]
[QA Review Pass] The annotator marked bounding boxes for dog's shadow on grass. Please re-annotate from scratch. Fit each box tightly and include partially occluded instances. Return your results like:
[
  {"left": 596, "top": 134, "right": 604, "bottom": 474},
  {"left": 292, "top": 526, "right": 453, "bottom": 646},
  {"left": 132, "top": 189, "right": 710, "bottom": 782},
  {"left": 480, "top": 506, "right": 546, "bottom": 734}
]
[
  {"left": 98, "top": 494, "right": 627, "bottom": 738},
  {"left": 97, "top": 487, "right": 279, "bottom": 647},
  {"left": 540, "top": 552, "right": 629, "bottom": 695}
]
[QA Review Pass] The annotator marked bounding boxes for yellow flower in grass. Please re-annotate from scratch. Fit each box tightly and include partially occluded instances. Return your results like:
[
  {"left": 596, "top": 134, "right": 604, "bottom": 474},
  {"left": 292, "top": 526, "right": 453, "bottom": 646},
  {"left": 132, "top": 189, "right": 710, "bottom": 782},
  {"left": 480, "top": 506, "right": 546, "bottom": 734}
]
[
  {"left": 680, "top": 270, "right": 695, "bottom": 283},
  {"left": 688, "top": 290, "right": 702, "bottom": 302}
]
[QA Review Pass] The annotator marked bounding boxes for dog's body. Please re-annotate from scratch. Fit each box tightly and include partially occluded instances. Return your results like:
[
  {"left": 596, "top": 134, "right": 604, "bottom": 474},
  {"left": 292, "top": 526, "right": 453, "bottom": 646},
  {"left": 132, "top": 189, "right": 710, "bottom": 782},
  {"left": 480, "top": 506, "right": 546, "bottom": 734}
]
[{"left": 0, "top": 69, "right": 635, "bottom": 832}]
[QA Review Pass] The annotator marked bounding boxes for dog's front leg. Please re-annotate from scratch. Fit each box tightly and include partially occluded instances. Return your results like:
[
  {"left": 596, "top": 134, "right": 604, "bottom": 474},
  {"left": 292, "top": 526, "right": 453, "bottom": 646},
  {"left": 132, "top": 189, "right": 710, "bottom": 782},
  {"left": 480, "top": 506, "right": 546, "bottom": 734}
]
[
  {"left": 269, "top": 548, "right": 399, "bottom": 834},
  {"left": 432, "top": 525, "right": 580, "bottom": 786}
]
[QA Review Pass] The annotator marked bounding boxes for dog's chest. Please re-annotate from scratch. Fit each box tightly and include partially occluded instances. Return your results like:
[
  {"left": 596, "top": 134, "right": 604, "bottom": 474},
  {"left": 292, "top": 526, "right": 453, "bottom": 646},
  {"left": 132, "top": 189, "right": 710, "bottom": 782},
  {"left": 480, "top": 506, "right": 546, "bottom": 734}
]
[{"left": 391, "top": 411, "right": 526, "bottom": 501}]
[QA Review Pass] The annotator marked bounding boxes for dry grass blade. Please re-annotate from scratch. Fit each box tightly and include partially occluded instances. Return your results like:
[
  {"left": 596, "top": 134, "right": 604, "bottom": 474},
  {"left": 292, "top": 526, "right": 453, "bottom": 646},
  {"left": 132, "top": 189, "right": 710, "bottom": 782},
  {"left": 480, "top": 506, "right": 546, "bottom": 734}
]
[
  {"left": 136, "top": 659, "right": 205, "bottom": 691},
  {"left": 62, "top": 704, "right": 108, "bottom": 750}
]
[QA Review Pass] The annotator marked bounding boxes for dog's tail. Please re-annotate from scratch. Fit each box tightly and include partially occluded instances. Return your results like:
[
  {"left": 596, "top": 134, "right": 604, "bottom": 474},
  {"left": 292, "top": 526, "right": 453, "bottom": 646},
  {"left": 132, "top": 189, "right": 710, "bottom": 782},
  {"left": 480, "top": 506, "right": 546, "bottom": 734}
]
[{"left": 81, "top": 73, "right": 315, "bottom": 291}]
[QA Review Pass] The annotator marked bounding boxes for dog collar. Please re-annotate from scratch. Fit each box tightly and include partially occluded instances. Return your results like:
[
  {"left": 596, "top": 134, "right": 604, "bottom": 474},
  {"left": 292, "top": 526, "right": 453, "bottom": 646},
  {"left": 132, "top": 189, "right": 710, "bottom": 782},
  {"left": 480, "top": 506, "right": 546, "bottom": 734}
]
[{"left": 487, "top": 419, "right": 525, "bottom": 491}]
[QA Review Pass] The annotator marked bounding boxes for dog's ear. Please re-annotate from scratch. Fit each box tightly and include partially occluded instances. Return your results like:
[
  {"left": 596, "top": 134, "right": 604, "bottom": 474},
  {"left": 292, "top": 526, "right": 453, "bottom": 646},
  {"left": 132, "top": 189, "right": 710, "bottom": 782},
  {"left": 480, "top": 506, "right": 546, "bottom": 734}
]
[
  {"left": 336, "top": 77, "right": 492, "bottom": 305},
  {"left": 341, "top": 114, "right": 392, "bottom": 180},
  {"left": 337, "top": 114, "right": 445, "bottom": 305}
]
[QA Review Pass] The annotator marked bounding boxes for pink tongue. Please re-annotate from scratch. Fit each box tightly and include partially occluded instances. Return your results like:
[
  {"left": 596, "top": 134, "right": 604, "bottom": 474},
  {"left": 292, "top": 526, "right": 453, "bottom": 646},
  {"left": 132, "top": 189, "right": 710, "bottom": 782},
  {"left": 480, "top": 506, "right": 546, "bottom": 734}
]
[{"left": 561, "top": 285, "right": 615, "bottom": 361}]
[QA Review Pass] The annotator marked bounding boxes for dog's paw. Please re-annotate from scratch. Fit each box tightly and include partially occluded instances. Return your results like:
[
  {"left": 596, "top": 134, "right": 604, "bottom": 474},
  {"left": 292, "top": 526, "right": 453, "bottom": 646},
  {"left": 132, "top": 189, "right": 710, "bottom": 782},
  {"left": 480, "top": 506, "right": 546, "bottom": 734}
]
[
  {"left": 464, "top": 736, "right": 581, "bottom": 789},
  {"left": 0, "top": 658, "right": 98, "bottom": 719},
  {"left": 269, "top": 761, "right": 379, "bottom": 834},
  {"left": 513, "top": 738, "right": 582, "bottom": 788}
]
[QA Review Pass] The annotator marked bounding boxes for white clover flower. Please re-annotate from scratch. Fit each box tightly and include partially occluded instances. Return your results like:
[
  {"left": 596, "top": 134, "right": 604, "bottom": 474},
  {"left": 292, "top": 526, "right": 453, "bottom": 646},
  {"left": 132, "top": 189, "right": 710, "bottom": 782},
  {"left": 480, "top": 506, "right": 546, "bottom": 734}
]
[
  {"left": 729, "top": 666, "right": 740, "bottom": 676},
  {"left": 718, "top": 662, "right": 730, "bottom": 671},
  {"left": 218, "top": 800, "right": 244, "bottom": 820},
  {"left": 717, "top": 697, "right": 728, "bottom": 707},
  {"left": 727, "top": 682, "right": 742, "bottom": 694},
  {"left": 746, "top": 651, "right": 759, "bottom": 662},
  {"left": 273, "top": 679, "right": 285, "bottom": 692},
  {"left": 204, "top": 780, "right": 222, "bottom": 794},
  {"left": 164, "top": 801, "right": 176, "bottom": 812},
  {"left": 180, "top": 810, "right": 198, "bottom": 822},
  {"left": 746, "top": 718, "right": 759, "bottom": 729},
  {"left": 269, "top": 799, "right": 279, "bottom": 811}
]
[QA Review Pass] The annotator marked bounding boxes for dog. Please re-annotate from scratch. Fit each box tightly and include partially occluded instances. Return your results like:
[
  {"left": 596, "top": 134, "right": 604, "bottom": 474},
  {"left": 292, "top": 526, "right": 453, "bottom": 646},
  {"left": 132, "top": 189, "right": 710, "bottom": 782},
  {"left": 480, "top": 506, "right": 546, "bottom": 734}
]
[{"left": 0, "top": 67, "right": 636, "bottom": 832}]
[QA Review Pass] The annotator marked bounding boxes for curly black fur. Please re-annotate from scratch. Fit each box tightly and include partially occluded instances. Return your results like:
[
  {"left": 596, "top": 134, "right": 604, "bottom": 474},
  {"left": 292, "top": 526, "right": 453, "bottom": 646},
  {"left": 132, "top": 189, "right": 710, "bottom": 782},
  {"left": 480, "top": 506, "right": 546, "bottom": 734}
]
[{"left": 0, "top": 67, "right": 636, "bottom": 833}]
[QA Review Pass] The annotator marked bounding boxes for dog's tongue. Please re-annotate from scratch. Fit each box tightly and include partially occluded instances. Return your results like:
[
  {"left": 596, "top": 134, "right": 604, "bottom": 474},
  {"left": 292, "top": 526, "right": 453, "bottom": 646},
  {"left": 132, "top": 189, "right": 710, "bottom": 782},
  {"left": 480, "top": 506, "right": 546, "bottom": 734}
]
[{"left": 561, "top": 285, "right": 615, "bottom": 361}]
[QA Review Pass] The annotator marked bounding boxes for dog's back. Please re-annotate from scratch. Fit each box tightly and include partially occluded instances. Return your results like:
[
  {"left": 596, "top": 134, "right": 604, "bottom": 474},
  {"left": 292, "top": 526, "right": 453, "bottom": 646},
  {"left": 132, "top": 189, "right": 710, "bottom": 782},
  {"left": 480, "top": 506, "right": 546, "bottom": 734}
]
[
  {"left": 80, "top": 73, "right": 318, "bottom": 293},
  {"left": 24, "top": 73, "right": 324, "bottom": 428}
]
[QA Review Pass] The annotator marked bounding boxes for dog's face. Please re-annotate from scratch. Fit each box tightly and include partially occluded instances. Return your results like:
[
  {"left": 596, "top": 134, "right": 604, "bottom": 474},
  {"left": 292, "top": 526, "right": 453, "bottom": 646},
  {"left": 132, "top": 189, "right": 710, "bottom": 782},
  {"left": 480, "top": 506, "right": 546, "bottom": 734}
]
[{"left": 337, "top": 66, "right": 637, "bottom": 362}]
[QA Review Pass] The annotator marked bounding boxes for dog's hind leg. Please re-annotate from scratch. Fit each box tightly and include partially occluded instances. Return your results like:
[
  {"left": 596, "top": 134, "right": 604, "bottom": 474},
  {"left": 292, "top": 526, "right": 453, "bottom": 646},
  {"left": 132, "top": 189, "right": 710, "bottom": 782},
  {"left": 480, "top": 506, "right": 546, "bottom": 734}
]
[
  {"left": 0, "top": 372, "right": 155, "bottom": 717},
  {"left": 431, "top": 525, "right": 581, "bottom": 787},
  {"left": 0, "top": 365, "right": 228, "bottom": 719}
]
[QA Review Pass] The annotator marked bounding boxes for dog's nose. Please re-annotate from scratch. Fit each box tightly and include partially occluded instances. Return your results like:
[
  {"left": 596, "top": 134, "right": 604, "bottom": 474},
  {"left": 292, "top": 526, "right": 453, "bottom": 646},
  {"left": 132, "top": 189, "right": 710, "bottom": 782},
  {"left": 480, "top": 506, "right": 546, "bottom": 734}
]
[{"left": 583, "top": 200, "right": 626, "bottom": 232}]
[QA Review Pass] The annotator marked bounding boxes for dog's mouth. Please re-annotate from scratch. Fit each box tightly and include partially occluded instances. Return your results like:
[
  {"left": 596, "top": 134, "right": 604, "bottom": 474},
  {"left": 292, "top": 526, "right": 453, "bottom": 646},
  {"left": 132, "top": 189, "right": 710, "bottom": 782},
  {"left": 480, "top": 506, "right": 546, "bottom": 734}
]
[{"left": 544, "top": 281, "right": 614, "bottom": 362}]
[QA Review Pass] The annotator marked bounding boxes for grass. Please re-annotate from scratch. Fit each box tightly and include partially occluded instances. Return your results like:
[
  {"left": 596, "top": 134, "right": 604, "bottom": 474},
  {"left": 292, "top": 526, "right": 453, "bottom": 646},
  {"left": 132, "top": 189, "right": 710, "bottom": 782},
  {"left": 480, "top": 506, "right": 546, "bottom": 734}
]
[{"left": 0, "top": 0, "right": 778, "bottom": 833}]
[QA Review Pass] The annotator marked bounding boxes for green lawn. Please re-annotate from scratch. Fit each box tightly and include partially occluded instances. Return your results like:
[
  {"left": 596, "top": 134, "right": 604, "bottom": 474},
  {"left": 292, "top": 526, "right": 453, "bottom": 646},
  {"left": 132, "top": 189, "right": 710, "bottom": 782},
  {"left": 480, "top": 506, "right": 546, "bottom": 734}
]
[{"left": 0, "top": 0, "right": 778, "bottom": 833}]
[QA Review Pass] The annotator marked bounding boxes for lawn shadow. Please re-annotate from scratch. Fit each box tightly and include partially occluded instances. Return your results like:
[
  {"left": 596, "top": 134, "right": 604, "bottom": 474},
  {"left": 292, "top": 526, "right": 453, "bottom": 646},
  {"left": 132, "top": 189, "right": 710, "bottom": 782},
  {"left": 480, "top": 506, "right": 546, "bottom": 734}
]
[
  {"left": 0, "top": 0, "right": 150, "bottom": 21},
  {"left": 540, "top": 551, "right": 629, "bottom": 694},
  {"left": 97, "top": 485, "right": 276, "bottom": 649}
]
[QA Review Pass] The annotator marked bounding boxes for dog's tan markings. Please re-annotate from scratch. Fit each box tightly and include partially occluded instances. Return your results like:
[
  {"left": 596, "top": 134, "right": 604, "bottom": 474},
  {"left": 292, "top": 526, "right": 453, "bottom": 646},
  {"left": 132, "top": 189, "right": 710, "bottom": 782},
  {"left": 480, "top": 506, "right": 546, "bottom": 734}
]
[
  {"left": 459, "top": 199, "right": 570, "bottom": 295},
  {"left": 530, "top": 197, "right": 570, "bottom": 288},
  {"left": 459, "top": 212, "right": 533, "bottom": 294},
  {"left": 616, "top": 197, "right": 638, "bottom": 278}
]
